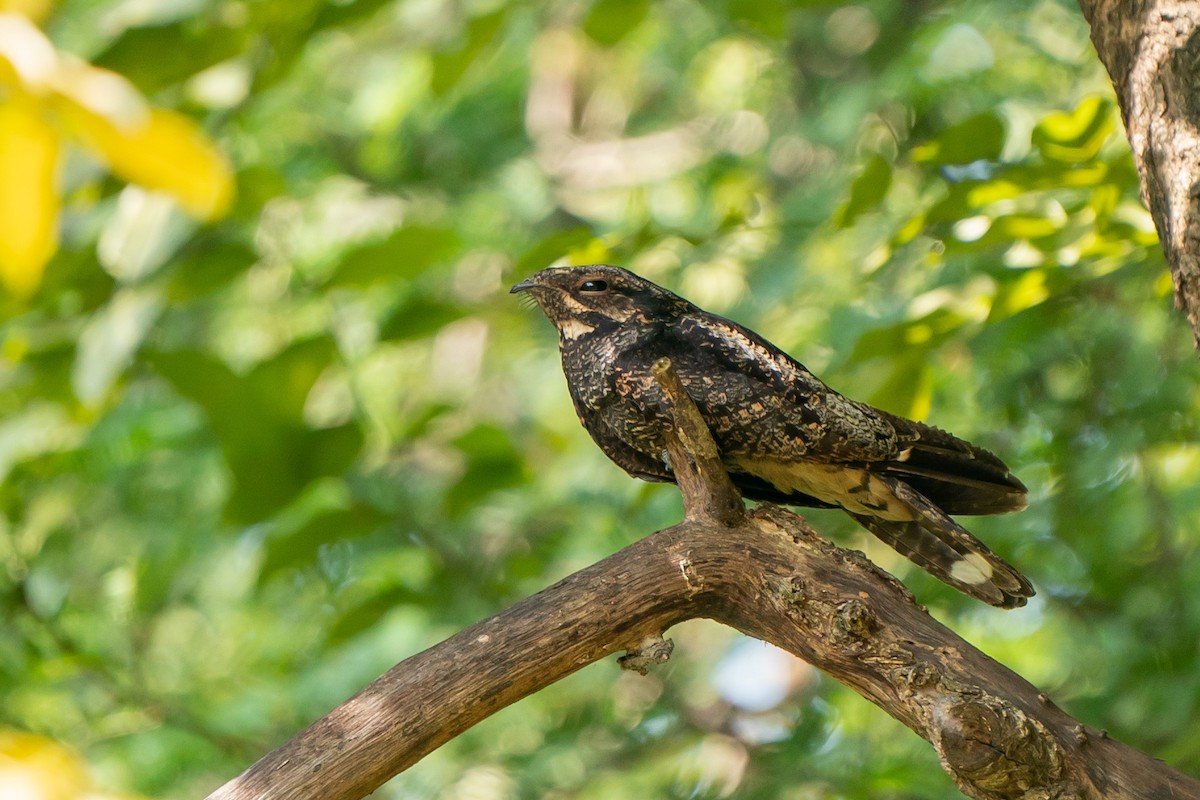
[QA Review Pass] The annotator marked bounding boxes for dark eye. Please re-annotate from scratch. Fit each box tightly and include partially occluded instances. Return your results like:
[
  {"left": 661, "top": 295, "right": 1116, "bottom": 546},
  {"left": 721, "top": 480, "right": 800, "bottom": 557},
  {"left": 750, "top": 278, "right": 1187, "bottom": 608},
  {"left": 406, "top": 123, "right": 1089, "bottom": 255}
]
[{"left": 579, "top": 279, "right": 609, "bottom": 293}]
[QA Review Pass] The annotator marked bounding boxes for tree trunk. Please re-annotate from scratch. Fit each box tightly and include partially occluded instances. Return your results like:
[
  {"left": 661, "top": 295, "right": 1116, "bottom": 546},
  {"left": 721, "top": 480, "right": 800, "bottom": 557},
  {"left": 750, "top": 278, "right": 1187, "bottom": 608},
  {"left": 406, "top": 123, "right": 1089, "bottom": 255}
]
[
  {"left": 1079, "top": 0, "right": 1200, "bottom": 346},
  {"left": 203, "top": 360, "right": 1200, "bottom": 800}
]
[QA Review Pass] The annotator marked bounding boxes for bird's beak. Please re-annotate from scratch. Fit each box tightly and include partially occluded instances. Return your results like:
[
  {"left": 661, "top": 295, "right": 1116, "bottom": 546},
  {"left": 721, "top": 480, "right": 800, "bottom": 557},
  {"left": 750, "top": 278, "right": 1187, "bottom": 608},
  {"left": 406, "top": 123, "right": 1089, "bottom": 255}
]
[{"left": 509, "top": 277, "right": 538, "bottom": 294}]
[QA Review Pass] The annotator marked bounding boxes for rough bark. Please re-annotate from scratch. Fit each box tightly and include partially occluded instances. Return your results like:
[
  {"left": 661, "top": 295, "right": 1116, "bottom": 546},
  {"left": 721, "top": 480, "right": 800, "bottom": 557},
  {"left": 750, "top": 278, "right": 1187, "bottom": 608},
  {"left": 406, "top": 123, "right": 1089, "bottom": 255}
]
[
  {"left": 204, "top": 360, "right": 1200, "bottom": 800},
  {"left": 1079, "top": 0, "right": 1200, "bottom": 346}
]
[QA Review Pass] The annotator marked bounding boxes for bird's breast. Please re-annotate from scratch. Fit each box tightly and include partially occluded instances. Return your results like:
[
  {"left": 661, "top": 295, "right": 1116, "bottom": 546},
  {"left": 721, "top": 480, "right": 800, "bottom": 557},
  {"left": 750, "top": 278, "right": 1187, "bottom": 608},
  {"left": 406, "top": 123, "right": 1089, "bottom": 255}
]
[{"left": 558, "top": 344, "right": 614, "bottom": 420}]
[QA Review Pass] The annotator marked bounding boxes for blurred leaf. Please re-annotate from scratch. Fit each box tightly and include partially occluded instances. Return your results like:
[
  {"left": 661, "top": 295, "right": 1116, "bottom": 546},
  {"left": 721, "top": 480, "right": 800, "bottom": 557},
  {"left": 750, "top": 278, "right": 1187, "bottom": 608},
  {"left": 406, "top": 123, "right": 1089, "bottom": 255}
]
[
  {"left": 231, "top": 165, "right": 289, "bottom": 221},
  {"left": 72, "top": 286, "right": 164, "bottom": 406},
  {"left": 99, "top": 190, "right": 196, "bottom": 285},
  {"left": 922, "top": 183, "right": 974, "bottom": 224},
  {"left": 244, "top": 337, "right": 339, "bottom": 422},
  {"left": 327, "top": 588, "right": 418, "bottom": 644},
  {"left": 148, "top": 339, "right": 364, "bottom": 520},
  {"left": 566, "top": 237, "right": 610, "bottom": 265},
  {"left": 63, "top": 105, "right": 234, "bottom": 220},
  {"left": 0, "top": 98, "right": 59, "bottom": 297},
  {"left": 850, "top": 308, "right": 972, "bottom": 362},
  {"left": 260, "top": 504, "right": 388, "bottom": 579},
  {"left": 431, "top": 10, "right": 505, "bottom": 95},
  {"left": 303, "top": 424, "right": 364, "bottom": 489},
  {"left": 167, "top": 237, "right": 256, "bottom": 300},
  {"left": 869, "top": 353, "right": 933, "bottom": 420},
  {"left": 399, "top": 402, "right": 454, "bottom": 440},
  {"left": 379, "top": 299, "right": 465, "bottom": 341},
  {"left": 0, "top": 402, "right": 83, "bottom": 484},
  {"left": 93, "top": 22, "right": 243, "bottom": 95},
  {"left": 583, "top": 0, "right": 650, "bottom": 45},
  {"left": 726, "top": 0, "right": 790, "bottom": 36},
  {"left": 836, "top": 154, "right": 892, "bottom": 228},
  {"left": 513, "top": 227, "right": 595, "bottom": 275},
  {"left": 444, "top": 424, "right": 526, "bottom": 516},
  {"left": 0, "top": 0, "right": 52, "bottom": 21},
  {"left": 1033, "top": 96, "right": 1114, "bottom": 163},
  {"left": 988, "top": 269, "right": 1051, "bottom": 322},
  {"left": 312, "top": 0, "right": 394, "bottom": 30},
  {"left": 328, "top": 226, "right": 459, "bottom": 287},
  {"left": 0, "top": 728, "right": 92, "bottom": 800},
  {"left": 912, "top": 112, "right": 1005, "bottom": 165},
  {"left": 986, "top": 214, "right": 1060, "bottom": 243}
]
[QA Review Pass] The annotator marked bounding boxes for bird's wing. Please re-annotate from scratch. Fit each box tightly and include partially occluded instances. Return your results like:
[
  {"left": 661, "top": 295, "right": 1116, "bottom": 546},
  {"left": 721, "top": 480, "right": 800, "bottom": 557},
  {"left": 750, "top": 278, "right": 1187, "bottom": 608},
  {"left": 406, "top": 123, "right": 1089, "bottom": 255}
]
[
  {"left": 661, "top": 312, "right": 1027, "bottom": 515},
  {"left": 663, "top": 312, "right": 900, "bottom": 463}
]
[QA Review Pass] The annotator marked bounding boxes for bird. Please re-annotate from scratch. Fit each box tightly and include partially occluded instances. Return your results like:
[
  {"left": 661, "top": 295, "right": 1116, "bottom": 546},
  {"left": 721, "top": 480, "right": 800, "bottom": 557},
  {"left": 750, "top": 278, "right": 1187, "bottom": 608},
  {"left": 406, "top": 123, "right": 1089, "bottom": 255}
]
[{"left": 511, "top": 265, "right": 1034, "bottom": 608}]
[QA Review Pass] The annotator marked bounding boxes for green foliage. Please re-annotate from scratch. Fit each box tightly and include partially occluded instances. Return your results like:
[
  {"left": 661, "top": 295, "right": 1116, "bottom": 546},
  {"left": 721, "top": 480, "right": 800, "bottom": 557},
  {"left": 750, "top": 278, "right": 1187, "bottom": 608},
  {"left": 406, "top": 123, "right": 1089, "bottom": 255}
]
[
  {"left": 836, "top": 154, "right": 892, "bottom": 228},
  {"left": 3, "top": 0, "right": 1198, "bottom": 798},
  {"left": 911, "top": 113, "right": 1006, "bottom": 165}
]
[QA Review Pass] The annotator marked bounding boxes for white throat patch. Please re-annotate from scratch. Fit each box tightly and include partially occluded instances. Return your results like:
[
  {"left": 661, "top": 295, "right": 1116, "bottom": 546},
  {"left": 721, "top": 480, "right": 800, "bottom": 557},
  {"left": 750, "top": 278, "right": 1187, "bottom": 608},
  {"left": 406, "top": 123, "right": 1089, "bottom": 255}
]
[{"left": 559, "top": 318, "right": 596, "bottom": 340}]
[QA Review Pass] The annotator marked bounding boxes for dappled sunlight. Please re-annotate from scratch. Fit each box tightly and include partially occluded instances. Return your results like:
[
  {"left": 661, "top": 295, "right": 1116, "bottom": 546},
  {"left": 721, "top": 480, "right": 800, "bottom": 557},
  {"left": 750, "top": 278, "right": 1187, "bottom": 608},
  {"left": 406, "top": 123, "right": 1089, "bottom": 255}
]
[{"left": 2, "top": 0, "right": 1197, "bottom": 797}]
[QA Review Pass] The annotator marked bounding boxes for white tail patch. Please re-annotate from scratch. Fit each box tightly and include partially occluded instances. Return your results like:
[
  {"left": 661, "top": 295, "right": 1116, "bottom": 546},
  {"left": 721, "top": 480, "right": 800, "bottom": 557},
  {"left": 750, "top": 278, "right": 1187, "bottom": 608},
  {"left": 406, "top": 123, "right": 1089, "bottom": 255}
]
[{"left": 949, "top": 552, "right": 994, "bottom": 586}]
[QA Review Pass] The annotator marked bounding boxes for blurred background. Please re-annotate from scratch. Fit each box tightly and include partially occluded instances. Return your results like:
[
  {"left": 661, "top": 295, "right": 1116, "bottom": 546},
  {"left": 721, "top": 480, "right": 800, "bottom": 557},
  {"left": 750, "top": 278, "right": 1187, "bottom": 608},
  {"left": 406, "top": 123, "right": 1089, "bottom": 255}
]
[{"left": 1, "top": 0, "right": 1197, "bottom": 797}]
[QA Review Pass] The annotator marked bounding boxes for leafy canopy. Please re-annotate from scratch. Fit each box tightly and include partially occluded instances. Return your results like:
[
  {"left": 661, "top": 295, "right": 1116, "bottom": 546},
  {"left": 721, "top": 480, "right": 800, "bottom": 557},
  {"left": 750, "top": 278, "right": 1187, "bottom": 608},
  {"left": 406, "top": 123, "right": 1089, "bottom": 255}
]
[{"left": 1, "top": 1, "right": 1196, "bottom": 798}]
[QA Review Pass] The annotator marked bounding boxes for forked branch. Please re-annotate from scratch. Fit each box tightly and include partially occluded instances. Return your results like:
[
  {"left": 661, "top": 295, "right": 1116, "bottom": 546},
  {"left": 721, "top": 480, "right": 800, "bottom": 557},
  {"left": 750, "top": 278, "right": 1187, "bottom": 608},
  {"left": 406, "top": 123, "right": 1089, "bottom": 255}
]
[{"left": 205, "top": 360, "right": 1199, "bottom": 800}]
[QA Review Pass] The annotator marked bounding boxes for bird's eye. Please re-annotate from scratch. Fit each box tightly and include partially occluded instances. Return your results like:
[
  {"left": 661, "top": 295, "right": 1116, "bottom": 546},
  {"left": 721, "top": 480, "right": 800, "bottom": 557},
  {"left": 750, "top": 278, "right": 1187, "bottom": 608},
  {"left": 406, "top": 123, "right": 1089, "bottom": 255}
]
[{"left": 579, "top": 279, "right": 609, "bottom": 293}]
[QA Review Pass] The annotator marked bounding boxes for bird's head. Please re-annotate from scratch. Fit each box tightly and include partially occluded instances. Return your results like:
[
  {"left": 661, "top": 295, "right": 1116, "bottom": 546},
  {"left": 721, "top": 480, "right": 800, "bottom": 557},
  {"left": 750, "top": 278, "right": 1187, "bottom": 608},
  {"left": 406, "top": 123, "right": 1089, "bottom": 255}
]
[{"left": 510, "top": 265, "right": 692, "bottom": 341}]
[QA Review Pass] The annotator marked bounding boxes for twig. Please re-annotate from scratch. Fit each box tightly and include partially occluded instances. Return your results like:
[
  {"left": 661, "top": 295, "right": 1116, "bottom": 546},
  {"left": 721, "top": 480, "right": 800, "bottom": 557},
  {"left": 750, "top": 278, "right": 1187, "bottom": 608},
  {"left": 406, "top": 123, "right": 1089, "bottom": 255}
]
[{"left": 650, "top": 357, "right": 745, "bottom": 525}]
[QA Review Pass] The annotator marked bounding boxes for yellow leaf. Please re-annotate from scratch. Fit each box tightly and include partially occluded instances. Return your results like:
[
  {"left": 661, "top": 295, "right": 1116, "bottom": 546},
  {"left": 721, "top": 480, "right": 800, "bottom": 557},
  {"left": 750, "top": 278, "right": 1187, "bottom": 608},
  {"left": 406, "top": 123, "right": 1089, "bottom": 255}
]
[
  {"left": 0, "top": 728, "right": 91, "bottom": 800},
  {"left": 0, "top": 12, "right": 58, "bottom": 87},
  {"left": 0, "top": 97, "right": 59, "bottom": 297},
  {"left": 62, "top": 102, "right": 233, "bottom": 220},
  {"left": 0, "top": 0, "right": 54, "bottom": 23}
]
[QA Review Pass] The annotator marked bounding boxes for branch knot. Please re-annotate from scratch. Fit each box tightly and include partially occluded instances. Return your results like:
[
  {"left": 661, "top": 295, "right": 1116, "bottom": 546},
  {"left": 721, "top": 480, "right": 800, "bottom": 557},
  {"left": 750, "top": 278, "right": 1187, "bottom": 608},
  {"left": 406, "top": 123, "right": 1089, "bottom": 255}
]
[{"left": 618, "top": 635, "right": 675, "bottom": 675}]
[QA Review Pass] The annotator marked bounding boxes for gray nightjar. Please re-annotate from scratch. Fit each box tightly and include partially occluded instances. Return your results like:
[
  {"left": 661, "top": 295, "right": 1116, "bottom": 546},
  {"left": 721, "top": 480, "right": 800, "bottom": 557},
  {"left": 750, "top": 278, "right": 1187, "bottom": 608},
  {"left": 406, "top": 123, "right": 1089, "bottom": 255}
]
[{"left": 512, "top": 265, "right": 1033, "bottom": 608}]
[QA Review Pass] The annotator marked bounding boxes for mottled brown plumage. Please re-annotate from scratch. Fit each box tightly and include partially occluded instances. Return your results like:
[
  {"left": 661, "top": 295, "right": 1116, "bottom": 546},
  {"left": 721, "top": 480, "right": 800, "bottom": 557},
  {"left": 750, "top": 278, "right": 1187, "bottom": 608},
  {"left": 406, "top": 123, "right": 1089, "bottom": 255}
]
[{"left": 512, "top": 265, "right": 1033, "bottom": 608}]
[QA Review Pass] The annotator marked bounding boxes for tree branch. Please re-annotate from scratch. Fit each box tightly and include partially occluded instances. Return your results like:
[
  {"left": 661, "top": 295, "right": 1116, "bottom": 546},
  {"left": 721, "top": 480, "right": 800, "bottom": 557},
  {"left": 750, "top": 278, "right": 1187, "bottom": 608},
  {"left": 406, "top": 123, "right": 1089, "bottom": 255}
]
[
  {"left": 651, "top": 356, "right": 744, "bottom": 525},
  {"left": 1078, "top": 0, "right": 1200, "bottom": 347},
  {"left": 204, "top": 360, "right": 1200, "bottom": 800}
]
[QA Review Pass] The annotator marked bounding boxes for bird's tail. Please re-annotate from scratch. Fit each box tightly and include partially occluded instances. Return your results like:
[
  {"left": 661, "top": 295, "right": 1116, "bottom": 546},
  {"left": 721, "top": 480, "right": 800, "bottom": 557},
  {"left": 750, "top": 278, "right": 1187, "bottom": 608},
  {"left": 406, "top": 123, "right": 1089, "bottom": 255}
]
[{"left": 848, "top": 475, "right": 1034, "bottom": 608}]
